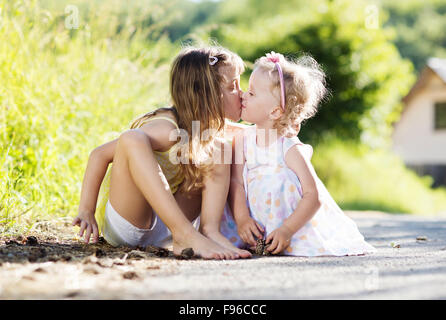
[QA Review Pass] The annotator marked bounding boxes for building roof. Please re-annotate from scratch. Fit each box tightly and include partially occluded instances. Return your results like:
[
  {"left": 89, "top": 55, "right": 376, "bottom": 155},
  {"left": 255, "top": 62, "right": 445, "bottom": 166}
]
[
  {"left": 427, "top": 57, "right": 446, "bottom": 83},
  {"left": 402, "top": 57, "right": 446, "bottom": 105}
]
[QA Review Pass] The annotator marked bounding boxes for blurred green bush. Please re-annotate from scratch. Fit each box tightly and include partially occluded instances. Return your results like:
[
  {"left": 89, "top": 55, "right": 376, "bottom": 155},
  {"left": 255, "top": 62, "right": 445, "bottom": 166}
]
[
  {"left": 205, "top": 0, "right": 415, "bottom": 147},
  {"left": 312, "top": 137, "right": 446, "bottom": 215},
  {"left": 0, "top": 0, "right": 176, "bottom": 234}
]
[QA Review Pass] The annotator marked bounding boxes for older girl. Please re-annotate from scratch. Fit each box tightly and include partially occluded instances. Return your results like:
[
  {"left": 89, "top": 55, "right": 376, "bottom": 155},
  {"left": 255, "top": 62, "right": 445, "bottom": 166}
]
[{"left": 73, "top": 46, "right": 251, "bottom": 260}]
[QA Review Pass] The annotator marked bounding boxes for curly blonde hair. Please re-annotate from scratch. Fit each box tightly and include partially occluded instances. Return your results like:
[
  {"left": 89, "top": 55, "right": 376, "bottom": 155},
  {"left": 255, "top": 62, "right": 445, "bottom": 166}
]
[{"left": 254, "top": 53, "right": 327, "bottom": 137}]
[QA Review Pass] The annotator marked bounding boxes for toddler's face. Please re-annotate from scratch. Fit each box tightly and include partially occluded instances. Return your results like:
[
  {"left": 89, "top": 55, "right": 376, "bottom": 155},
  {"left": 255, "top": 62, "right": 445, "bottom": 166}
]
[
  {"left": 219, "top": 65, "right": 243, "bottom": 122},
  {"left": 241, "top": 68, "right": 280, "bottom": 125}
]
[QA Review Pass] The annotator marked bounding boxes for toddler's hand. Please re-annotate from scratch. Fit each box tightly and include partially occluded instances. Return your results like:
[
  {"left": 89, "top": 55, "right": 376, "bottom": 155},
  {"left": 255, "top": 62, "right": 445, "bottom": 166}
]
[
  {"left": 265, "top": 225, "right": 294, "bottom": 255},
  {"left": 236, "top": 216, "right": 264, "bottom": 247},
  {"left": 72, "top": 210, "right": 99, "bottom": 244}
]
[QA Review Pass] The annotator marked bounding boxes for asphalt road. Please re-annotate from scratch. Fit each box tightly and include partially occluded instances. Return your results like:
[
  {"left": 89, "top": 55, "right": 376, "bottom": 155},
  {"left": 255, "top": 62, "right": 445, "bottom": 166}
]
[
  {"left": 1, "top": 211, "right": 445, "bottom": 299},
  {"left": 130, "top": 211, "right": 446, "bottom": 300}
]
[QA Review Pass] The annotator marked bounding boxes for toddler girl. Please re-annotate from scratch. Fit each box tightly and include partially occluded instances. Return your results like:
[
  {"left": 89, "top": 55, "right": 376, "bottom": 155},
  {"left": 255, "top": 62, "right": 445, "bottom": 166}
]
[{"left": 228, "top": 52, "right": 376, "bottom": 256}]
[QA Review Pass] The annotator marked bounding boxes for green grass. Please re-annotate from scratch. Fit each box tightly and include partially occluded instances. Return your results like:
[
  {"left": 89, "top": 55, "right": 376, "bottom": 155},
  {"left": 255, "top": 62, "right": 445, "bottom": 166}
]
[{"left": 0, "top": 0, "right": 176, "bottom": 235}]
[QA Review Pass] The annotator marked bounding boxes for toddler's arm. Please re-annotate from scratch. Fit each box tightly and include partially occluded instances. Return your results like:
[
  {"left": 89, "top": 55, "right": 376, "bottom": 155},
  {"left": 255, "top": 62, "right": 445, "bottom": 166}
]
[
  {"left": 265, "top": 144, "right": 322, "bottom": 254},
  {"left": 228, "top": 132, "right": 264, "bottom": 246}
]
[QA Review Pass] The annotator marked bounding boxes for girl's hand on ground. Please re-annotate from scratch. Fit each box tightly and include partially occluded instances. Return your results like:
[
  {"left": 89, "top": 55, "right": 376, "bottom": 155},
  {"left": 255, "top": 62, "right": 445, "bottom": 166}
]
[
  {"left": 72, "top": 211, "right": 99, "bottom": 244},
  {"left": 265, "top": 225, "right": 293, "bottom": 255},
  {"left": 236, "top": 217, "right": 264, "bottom": 246}
]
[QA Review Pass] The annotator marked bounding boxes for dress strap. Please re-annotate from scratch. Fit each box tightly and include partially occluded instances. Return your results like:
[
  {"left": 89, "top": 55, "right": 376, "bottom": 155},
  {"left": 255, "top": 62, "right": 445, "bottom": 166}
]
[
  {"left": 282, "top": 136, "right": 313, "bottom": 161},
  {"left": 143, "top": 116, "right": 179, "bottom": 130}
]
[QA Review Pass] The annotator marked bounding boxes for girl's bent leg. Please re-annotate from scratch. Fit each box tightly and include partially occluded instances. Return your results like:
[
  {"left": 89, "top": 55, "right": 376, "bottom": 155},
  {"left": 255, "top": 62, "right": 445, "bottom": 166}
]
[
  {"left": 174, "top": 188, "right": 202, "bottom": 223},
  {"left": 109, "top": 142, "right": 154, "bottom": 231},
  {"left": 110, "top": 130, "right": 237, "bottom": 259}
]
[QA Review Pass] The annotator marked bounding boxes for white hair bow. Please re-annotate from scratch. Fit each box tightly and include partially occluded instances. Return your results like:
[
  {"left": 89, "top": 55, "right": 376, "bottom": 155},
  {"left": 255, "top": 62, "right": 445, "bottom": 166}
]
[{"left": 209, "top": 56, "right": 218, "bottom": 66}]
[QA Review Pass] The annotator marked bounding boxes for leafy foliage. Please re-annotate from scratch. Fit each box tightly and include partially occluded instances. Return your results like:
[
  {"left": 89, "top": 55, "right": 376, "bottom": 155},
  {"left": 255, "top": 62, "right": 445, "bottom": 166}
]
[
  {"left": 382, "top": 0, "right": 446, "bottom": 72},
  {"left": 204, "top": 0, "right": 415, "bottom": 147},
  {"left": 312, "top": 137, "right": 446, "bottom": 215},
  {"left": 0, "top": 0, "right": 176, "bottom": 233}
]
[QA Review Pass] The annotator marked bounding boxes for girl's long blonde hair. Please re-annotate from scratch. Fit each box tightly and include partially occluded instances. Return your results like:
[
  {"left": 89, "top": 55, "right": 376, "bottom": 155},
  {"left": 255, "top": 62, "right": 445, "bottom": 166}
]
[{"left": 131, "top": 45, "right": 244, "bottom": 193}]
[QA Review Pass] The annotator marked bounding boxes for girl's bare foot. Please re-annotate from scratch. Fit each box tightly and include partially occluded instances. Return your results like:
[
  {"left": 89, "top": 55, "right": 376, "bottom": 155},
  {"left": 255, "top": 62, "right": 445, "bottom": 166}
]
[
  {"left": 203, "top": 230, "right": 252, "bottom": 258},
  {"left": 172, "top": 229, "right": 239, "bottom": 260}
]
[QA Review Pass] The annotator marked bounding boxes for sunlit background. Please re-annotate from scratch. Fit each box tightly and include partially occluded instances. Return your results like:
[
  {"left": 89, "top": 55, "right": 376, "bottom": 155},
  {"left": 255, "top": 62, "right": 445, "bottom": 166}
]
[{"left": 1, "top": 0, "right": 446, "bottom": 235}]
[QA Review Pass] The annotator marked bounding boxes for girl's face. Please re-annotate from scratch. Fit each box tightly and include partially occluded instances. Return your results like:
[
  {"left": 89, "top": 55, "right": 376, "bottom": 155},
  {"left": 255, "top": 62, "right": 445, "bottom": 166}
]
[
  {"left": 241, "top": 68, "right": 280, "bottom": 125},
  {"left": 220, "top": 66, "right": 243, "bottom": 122}
]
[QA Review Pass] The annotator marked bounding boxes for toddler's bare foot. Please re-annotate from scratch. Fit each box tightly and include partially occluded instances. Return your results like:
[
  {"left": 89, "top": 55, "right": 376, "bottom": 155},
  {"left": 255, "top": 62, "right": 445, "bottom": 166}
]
[
  {"left": 172, "top": 229, "right": 238, "bottom": 260},
  {"left": 203, "top": 230, "right": 252, "bottom": 259}
]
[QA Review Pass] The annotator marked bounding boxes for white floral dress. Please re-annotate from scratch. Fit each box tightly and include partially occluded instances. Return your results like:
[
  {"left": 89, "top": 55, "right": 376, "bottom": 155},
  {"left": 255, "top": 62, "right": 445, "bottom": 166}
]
[{"left": 221, "top": 126, "right": 376, "bottom": 256}]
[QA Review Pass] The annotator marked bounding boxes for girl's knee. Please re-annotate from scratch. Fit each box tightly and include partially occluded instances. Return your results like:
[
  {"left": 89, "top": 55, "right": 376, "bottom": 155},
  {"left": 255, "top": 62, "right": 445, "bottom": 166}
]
[{"left": 118, "top": 129, "right": 149, "bottom": 150}]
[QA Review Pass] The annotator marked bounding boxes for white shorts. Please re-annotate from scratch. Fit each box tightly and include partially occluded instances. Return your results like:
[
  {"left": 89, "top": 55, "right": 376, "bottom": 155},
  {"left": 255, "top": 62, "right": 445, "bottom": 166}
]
[{"left": 102, "top": 200, "right": 200, "bottom": 248}]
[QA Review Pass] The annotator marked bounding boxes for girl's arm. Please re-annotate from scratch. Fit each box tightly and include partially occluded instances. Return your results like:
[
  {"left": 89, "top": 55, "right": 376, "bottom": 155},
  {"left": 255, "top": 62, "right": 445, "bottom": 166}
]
[
  {"left": 73, "top": 139, "right": 117, "bottom": 243},
  {"left": 199, "top": 138, "right": 231, "bottom": 235},
  {"left": 78, "top": 140, "right": 117, "bottom": 215},
  {"left": 228, "top": 132, "right": 264, "bottom": 246},
  {"left": 228, "top": 132, "right": 249, "bottom": 222},
  {"left": 265, "top": 144, "right": 322, "bottom": 254}
]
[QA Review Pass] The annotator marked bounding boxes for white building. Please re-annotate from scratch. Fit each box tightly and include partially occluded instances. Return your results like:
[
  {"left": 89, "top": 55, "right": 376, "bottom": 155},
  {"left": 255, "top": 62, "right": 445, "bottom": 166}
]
[{"left": 392, "top": 57, "right": 446, "bottom": 187}]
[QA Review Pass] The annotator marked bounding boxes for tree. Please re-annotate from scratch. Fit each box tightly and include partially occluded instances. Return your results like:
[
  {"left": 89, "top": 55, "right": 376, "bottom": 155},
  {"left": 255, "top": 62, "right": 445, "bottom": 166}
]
[
  {"left": 199, "top": 0, "right": 415, "bottom": 146},
  {"left": 382, "top": 0, "right": 446, "bottom": 73}
]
